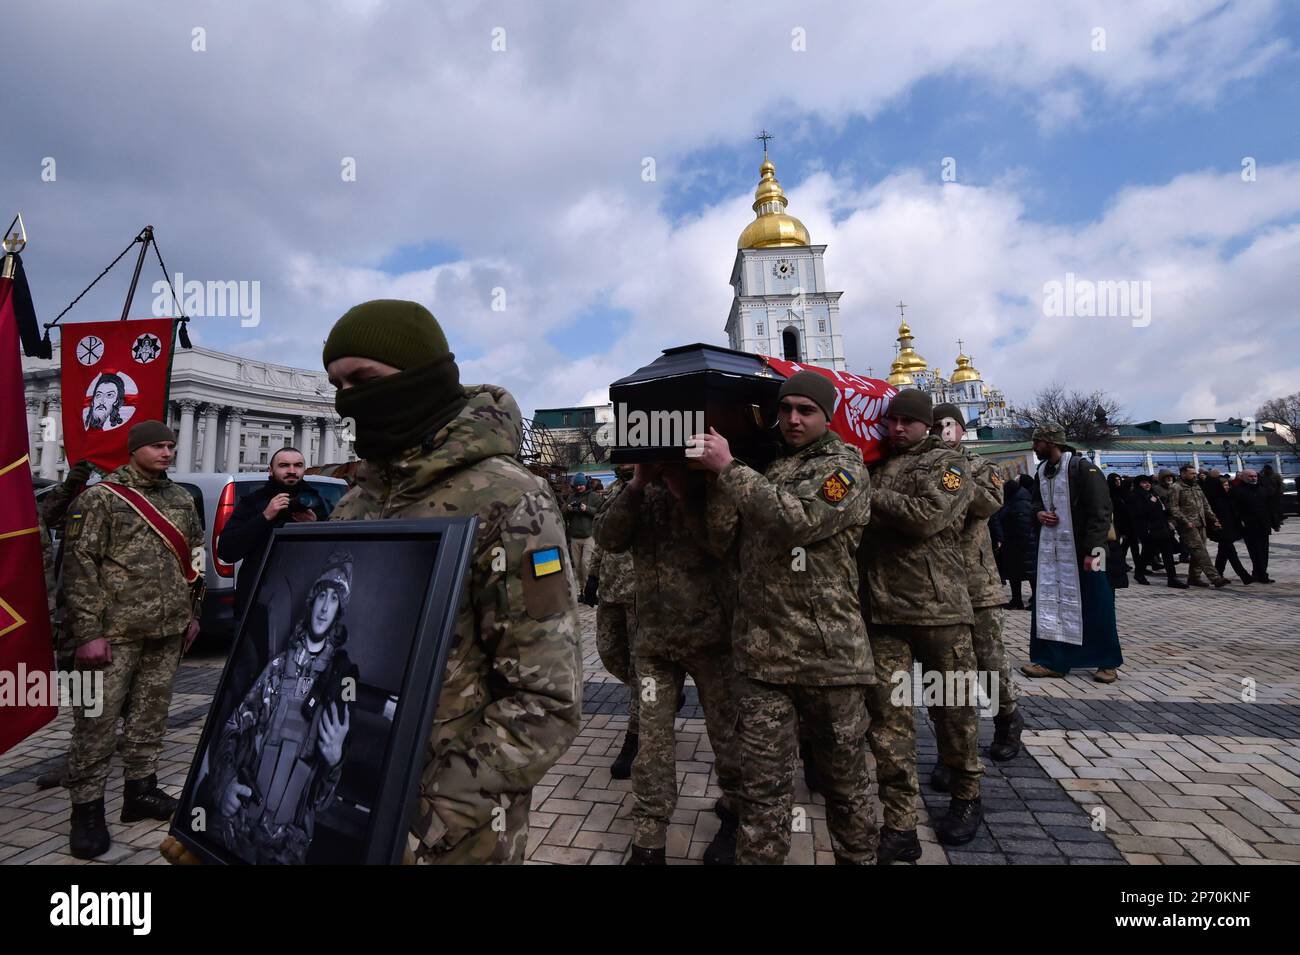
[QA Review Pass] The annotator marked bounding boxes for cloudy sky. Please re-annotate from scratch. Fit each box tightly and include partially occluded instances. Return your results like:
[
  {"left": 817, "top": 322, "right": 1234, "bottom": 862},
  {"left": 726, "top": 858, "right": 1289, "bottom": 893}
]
[{"left": 6, "top": 0, "right": 1298, "bottom": 422}]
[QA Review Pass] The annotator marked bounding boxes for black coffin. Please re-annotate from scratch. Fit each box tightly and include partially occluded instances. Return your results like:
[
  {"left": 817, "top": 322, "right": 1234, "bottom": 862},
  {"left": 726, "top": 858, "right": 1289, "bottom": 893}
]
[{"left": 607, "top": 343, "right": 783, "bottom": 468}]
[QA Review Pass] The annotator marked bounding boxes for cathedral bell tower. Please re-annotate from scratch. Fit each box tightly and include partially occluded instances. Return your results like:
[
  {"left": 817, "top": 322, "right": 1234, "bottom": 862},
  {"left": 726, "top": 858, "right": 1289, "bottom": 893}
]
[{"left": 725, "top": 132, "right": 846, "bottom": 370}]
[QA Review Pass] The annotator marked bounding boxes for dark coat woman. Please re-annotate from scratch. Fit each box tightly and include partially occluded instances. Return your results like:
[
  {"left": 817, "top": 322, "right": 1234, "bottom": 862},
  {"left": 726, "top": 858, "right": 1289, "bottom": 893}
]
[
  {"left": 1126, "top": 476, "right": 1182, "bottom": 587},
  {"left": 995, "top": 478, "right": 1036, "bottom": 608},
  {"left": 1206, "top": 478, "right": 1251, "bottom": 582}
]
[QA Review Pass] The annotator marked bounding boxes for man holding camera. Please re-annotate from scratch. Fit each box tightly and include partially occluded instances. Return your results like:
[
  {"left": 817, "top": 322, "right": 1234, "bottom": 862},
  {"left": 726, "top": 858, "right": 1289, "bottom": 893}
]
[{"left": 217, "top": 447, "right": 319, "bottom": 621}]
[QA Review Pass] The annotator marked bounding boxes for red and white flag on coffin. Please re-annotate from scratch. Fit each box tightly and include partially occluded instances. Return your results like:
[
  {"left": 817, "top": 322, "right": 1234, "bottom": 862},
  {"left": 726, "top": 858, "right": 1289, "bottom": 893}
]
[
  {"left": 759, "top": 356, "right": 897, "bottom": 465},
  {"left": 60, "top": 319, "right": 177, "bottom": 473}
]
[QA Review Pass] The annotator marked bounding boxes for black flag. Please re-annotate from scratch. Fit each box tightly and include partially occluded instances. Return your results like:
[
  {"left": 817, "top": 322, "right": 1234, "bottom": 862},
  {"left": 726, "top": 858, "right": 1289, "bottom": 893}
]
[{"left": 6, "top": 254, "right": 49, "bottom": 358}]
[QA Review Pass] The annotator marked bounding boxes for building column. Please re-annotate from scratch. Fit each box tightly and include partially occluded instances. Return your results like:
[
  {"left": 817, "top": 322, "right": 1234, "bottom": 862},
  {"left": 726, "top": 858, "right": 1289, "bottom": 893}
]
[
  {"left": 1275, "top": 452, "right": 1283, "bottom": 472},
  {"left": 323, "top": 419, "right": 339, "bottom": 465},
  {"left": 293, "top": 416, "right": 308, "bottom": 466},
  {"left": 1144, "top": 451, "right": 1154, "bottom": 473},
  {"left": 1192, "top": 451, "right": 1200, "bottom": 470},
  {"left": 25, "top": 395, "right": 41, "bottom": 464},
  {"left": 200, "top": 404, "right": 220, "bottom": 473},
  {"left": 1024, "top": 450, "right": 1037, "bottom": 476},
  {"left": 39, "top": 392, "right": 61, "bottom": 479},
  {"left": 225, "top": 407, "right": 245, "bottom": 473},
  {"left": 176, "top": 399, "right": 198, "bottom": 471}
]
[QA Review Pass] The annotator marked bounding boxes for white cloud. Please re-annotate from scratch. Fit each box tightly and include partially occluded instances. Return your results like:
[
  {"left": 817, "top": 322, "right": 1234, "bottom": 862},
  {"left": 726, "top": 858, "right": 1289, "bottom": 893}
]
[{"left": 5, "top": 0, "right": 1295, "bottom": 421}]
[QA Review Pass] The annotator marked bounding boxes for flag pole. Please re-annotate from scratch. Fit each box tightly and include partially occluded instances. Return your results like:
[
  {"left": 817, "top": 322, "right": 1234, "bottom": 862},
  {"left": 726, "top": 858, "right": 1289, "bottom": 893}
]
[
  {"left": 2, "top": 211, "right": 27, "bottom": 280},
  {"left": 118, "top": 224, "right": 153, "bottom": 321}
]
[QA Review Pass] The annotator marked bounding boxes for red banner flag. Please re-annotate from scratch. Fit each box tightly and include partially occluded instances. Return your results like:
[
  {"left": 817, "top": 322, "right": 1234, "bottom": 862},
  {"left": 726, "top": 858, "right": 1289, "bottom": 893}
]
[
  {"left": 759, "top": 356, "right": 897, "bottom": 465},
  {"left": 0, "top": 263, "right": 56, "bottom": 754},
  {"left": 60, "top": 319, "right": 176, "bottom": 472}
]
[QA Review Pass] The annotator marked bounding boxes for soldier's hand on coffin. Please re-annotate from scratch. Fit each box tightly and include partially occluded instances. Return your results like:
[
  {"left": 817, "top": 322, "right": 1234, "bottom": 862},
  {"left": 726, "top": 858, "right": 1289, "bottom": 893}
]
[
  {"left": 222, "top": 780, "right": 252, "bottom": 816},
  {"left": 76, "top": 637, "right": 112, "bottom": 667},
  {"left": 689, "top": 428, "right": 733, "bottom": 474},
  {"left": 318, "top": 702, "right": 350, "bottom": 767}
]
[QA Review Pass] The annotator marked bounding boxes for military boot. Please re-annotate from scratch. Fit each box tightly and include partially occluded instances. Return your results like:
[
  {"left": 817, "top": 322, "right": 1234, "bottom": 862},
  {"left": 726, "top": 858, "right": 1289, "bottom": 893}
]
[
  {"left": 876, "top": 827, "right": 922, "bottom": 864},
  {"left": 625, "top": 845, "right": 666, "bottom": 865},
  {"left": 609, "top": 732, "right": 638, "bottom": 780},
  {"left": 935, "top": 797, "right": 983, "bottom": 846},
  {"left": 69, "top": 799, "right": 110, "bottom": 860},
  {"left": 929, "top": 762, "right": 952, "bottom": 792},
  {"left": 989, "top": 707, "right": 1024, "bottom": 762},
  {"left": 702, "top": 803, "right": 738, "bottom": 865},
  {"left": 121, "top": 774, "right": 178, "bottom": 823}
]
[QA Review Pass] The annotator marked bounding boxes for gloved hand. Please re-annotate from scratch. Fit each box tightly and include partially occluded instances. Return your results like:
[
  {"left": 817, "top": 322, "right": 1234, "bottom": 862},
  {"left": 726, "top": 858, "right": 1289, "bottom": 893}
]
[
  {"left": 582, "top": 575, "right": 599, "bottom": 606},
  {"left": 65, "top": 460, "right": 93, "bottom": 485}
]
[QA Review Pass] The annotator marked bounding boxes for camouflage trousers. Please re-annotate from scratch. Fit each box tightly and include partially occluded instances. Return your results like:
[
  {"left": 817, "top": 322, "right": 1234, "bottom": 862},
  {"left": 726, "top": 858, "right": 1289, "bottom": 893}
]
[
  {"left": 867, "top": 623, "right": 983, "bottom": 831},
  {"left": 67, "top": 633, "right": 184, "bottom": 804},
  {"left": 734, "top": 676, "right": 876, "bottom": 865},
  {"left": 969, "top": 606, "right": 1016, "bottom": 719},
  {"left": 632, "top": 646, "right": 739, "bottom": 849},
  {"left": 595, "top": 601, "right": 638, "bottom": 734},
  {"left": 569, "top": 536, "right": 595, "bottom": 594},
  {"left": 1183, "top": 527, "right": 1226, "bottom": 585}
]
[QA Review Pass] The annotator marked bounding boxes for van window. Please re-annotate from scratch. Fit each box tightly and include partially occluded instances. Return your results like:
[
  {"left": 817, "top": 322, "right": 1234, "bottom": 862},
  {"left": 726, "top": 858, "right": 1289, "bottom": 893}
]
[
  {"left": 233, "top": 479, "right": 345, "bottom": 518},
  {"left": 176, "top": 483, "right": 205, "bottom": 529}
]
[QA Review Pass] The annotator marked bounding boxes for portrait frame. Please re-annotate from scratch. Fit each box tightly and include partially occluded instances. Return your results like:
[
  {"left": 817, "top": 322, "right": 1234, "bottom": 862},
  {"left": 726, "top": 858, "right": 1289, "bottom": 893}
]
[{"left": 170, "top": 517, "right": 478, "bottom": 865}]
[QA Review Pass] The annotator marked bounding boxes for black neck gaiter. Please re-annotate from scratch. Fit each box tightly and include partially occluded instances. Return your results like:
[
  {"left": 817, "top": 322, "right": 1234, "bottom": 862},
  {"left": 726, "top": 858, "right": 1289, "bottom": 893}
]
[{"left": 334, "top": 356, "right": 467, "bottom": 461}]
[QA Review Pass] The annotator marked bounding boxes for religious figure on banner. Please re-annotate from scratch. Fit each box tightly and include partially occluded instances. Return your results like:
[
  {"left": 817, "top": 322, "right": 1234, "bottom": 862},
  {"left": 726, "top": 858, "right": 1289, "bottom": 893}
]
[{"left": 82, "top": 371, "right": 133, "bottom": 432}]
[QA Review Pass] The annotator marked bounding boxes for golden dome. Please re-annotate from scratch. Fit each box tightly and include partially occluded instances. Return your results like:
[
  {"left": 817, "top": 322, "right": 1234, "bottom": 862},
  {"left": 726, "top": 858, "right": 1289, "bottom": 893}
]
[
  {"left": 886, "top": 357, "right": 915, "bottom": 388},
  {"left": 951, "top": 351, "right": 982, "bottom": 383},
  {"left": 893, "top": 320, "right": 928, "bottom": 374},
  {"left": 738, "top": 157, "right": 811, "bottom": 249}
]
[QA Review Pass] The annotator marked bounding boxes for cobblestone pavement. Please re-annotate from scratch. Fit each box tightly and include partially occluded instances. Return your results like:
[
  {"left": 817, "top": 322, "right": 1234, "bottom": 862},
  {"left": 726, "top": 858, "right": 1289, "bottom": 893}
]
[{"left": 2, "top": 524, "right": 1296, "bottom": 866}]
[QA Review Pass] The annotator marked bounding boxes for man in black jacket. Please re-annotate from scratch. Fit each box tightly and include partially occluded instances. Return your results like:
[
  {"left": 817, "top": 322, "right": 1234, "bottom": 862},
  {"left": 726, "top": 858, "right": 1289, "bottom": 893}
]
[
  {"left": 216, "top": 448, "right": 318, "bottom": 620},
  {"left": 1127, "top": 475, "right": 1185, "bottom": 588},
  {"left": 1232, "top": 470, "right": 1275, "bottom": 583}
]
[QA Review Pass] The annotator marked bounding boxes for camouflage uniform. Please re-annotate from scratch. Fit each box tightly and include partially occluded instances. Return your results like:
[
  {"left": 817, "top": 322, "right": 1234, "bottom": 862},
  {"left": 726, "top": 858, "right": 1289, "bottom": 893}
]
[
  {"left": 591, "top": 481, "right": 639, "bottom": 734},
  {"left": 1169, "top": 478, "right": 1226, "bottom": 585},
  {"left": 593, "top": 476, "right": 739, "bottom": 850},
  {"left": 41, "top": 471, "right": 91, "bottom": 663},
  {"left": 565, "top": 489, "right": 599, "bottom": 591},
  {"left": 951, "top": 450, "right": 1015, "bottom": 719},
  {"left": 330, "top": 385, "right": 582, "bottom": 864},
  {"left": 860, "top": 434, "right": 982, "bottom": 832},
  {"left": 712, "top": 430, "right": 877, "bottom": 865},
  {"left": 63, "top": 463, "right": 203, "bottom": 805}
]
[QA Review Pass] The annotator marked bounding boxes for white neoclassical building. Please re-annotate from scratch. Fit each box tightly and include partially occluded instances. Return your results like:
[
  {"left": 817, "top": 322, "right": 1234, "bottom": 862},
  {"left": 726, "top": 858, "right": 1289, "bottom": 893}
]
[{"left": 22, "top": 344, "right": 355, "bottom": 479}]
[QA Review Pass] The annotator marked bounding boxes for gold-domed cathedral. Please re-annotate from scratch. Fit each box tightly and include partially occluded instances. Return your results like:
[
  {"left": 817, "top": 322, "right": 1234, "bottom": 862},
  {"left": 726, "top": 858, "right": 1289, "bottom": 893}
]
[
  {"left": 725, "top": 133, "right": 846, "bottom": 370},
  {"left": 885, "top": 307, "right": 1012, "bottom": 431}
]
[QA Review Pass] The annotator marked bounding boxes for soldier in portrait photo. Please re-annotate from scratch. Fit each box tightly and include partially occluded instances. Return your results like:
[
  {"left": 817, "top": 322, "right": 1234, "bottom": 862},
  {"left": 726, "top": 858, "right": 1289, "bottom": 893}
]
[
  {"left": 83, "top": 371, "right": 128, "bottom": 431},
  {"left": 207, "top": 549, "right": 358, "bottom": 864}
]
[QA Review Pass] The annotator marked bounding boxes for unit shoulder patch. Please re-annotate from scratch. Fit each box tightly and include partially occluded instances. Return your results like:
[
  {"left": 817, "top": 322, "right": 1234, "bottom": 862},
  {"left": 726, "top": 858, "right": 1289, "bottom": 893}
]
[
  {"left": 65, "top": 509, "right": 84, "bottom": 540},
  {"left": 819, "top": 468, "right": 856, "bottom": 505},
  {"left": 521, "top": 546, "right": 570, "bottom": 620},
  {"left": 941, "top": 464, "right": 964, "bottom": 493}
]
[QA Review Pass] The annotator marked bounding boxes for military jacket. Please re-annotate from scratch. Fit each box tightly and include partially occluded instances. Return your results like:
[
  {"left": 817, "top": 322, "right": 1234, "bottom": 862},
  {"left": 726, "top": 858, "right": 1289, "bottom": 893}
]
[
  {"left": 713, "top": 430, "right": 874, "bottom": 686},
  {"left": 590, "top": 480, "right": 635, "bottom": 605},
  {"left": 860, "top": 434, "right": 974, "bottom": 627},
  {"left": 960, "top": 449, "right": 1005, "bottom": 609},
  {"left": 331, "top": 384, "right": 582, "bottom": 864},
  {"left": 63, "top": 464, "right": 203, "bottom": 645},
  {"left": 592, "top": 478, "right": 726, "bottom": 658},
  {"left": 1169, "top": 479, "right": 1216, "bottom": 532}
]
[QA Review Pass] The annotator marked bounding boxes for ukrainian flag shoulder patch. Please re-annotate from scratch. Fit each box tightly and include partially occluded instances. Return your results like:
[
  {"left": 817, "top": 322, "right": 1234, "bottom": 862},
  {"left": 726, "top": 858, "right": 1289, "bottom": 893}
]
[{"left": 530, "top": 546, "right": 564, "bottom": 578}]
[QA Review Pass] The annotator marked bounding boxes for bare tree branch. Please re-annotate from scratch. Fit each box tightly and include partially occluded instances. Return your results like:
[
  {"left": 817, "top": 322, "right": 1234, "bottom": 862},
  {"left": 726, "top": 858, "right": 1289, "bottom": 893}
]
[
  {"left": 1256, "top": 392, "right": 1300, "bottom": 454},
  {"left": 1011, "top": 384, "right": 1130, "bottom": 447}
]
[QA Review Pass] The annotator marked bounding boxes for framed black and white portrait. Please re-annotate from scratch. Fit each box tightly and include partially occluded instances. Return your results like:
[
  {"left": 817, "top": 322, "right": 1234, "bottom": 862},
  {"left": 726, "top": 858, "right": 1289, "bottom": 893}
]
[{"left": 170, "top": 518, "right": 477, "bottom": 865}]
